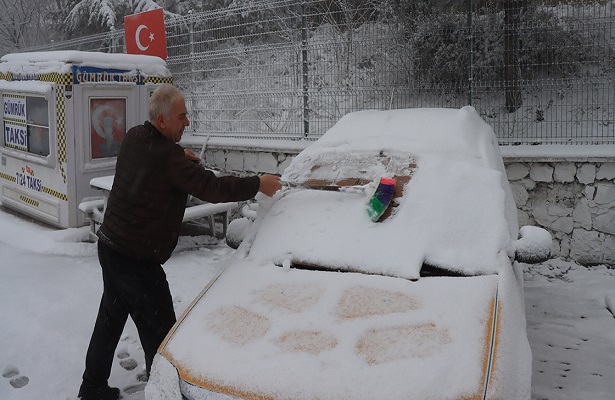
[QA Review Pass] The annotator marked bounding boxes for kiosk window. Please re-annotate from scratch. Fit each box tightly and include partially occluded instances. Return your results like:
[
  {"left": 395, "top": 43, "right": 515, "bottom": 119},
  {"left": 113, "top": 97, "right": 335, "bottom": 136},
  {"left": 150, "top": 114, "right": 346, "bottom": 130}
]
[
  {"left": 2, "top": 94, "right": 50, "bottom": 157},
  {"left": 90, "top": 98, "right": 126, "bottom": 159},
  {"left": 26, "top": 97, "right": 50, "bottom": 156}
]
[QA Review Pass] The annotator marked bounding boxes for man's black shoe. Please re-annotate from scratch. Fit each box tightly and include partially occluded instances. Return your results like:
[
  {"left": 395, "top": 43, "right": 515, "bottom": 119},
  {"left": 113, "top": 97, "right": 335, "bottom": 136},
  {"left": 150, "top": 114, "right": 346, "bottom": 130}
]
[{"left": 78, "top": 381, "right": 121, "bottom": 400}]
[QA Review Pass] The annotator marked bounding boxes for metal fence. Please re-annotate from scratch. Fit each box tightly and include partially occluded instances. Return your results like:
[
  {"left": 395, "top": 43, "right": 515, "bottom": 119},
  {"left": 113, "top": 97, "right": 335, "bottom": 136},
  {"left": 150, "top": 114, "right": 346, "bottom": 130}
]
[{"left": 17, "top": 0, "right": 615, "bottom": 145}]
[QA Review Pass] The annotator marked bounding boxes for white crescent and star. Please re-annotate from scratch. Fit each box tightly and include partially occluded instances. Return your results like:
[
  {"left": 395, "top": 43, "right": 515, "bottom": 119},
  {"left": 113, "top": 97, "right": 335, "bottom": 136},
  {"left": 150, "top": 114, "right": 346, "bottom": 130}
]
[{"left": 135, "top": 24, "right": 155, "bottom": 51}]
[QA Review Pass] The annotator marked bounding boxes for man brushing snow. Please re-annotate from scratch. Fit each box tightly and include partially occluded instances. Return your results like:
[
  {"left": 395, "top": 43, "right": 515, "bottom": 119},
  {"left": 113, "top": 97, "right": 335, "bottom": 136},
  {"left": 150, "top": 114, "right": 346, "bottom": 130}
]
[{"left": 77, "top": 84, "right": 281, "bottom": 400}]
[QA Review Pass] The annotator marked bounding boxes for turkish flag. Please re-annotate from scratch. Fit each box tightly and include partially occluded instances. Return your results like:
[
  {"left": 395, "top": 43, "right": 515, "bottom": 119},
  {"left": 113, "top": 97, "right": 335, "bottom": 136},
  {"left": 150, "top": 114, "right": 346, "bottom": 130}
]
[{"left": 124, "top": 8, "right": 167, "bottom": 60}]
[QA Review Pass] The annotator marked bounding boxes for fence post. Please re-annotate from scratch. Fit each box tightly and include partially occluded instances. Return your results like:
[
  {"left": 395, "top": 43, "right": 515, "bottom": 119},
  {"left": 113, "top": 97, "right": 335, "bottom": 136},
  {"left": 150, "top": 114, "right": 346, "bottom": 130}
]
[
  {"left": 189, "top": 11, "right": 199, "bottom": 132},
  {"left": 467, "top": 0, "right": 473, "bottom": 106},
  {"left": 504, "top": 0, "right": 522, "bottom": 112},
  {"left": 301, "top": 0, "right": 309, "bottom": 138},
  {"left": 109, "top": 27, "right": 116, "bottom": 53}
]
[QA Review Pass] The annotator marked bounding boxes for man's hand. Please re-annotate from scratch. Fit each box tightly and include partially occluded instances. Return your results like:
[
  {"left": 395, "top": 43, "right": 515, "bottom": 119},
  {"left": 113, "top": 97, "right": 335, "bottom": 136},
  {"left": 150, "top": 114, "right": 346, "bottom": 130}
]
[
  {"left": 259, "top": 175, "right": 282, "bottom": 197},
  {"left": 184, "top": 148, "right": 201, "bottom": 162}
]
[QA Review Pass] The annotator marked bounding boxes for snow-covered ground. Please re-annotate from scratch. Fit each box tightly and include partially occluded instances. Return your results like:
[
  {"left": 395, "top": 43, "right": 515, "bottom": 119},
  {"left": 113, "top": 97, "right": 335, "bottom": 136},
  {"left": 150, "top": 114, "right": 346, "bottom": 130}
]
[{"left": 0, "top": 206, "right": 614, "bottom": 400}]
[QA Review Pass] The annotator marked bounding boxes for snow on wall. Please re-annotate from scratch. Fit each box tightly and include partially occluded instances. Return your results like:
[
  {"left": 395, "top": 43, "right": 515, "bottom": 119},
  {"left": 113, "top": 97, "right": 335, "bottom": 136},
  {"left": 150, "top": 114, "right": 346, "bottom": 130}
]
[{"left": 506, "top": 161, "right": 615, "bottom": 266}]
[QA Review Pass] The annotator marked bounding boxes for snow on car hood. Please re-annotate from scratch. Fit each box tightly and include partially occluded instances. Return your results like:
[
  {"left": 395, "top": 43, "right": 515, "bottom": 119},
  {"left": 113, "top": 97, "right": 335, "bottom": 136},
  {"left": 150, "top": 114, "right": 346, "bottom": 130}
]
[
  {"left": 162, "top": 259, "right": 500, "bottom": 400},
  {"left": 250, "top": 106, "right": 515, "bottom": 280}
]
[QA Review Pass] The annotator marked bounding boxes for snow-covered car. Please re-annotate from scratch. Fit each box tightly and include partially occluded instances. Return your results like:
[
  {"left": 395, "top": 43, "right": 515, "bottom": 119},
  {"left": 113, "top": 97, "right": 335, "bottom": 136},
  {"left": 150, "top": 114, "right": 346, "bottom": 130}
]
[{"left": 146, "top": 106, "right": 552, "bottom": 400}]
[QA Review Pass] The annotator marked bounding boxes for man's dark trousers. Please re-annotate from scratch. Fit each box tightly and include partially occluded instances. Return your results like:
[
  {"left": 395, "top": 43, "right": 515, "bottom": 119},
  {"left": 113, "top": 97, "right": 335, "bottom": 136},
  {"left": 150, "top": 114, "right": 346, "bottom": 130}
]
[{"left": 82, "top": 241, "right": 177, "bottom": 387}]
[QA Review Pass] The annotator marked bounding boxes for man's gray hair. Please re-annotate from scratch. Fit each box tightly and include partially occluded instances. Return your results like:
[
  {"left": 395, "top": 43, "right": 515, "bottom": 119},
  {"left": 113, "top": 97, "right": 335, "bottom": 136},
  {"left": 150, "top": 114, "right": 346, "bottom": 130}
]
[{"left": 148, "top": 84, "right": 184, "bottom": 121}]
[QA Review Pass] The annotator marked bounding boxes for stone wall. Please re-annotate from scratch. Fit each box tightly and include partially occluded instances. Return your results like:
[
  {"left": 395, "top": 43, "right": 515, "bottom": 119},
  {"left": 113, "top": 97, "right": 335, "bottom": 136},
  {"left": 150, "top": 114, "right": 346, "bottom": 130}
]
[
  {"left": 187, "top": 139, "right": 614, "bottom": 266},
  {"left": 506, "top": 161, "right": 615, "bottom": 266}
]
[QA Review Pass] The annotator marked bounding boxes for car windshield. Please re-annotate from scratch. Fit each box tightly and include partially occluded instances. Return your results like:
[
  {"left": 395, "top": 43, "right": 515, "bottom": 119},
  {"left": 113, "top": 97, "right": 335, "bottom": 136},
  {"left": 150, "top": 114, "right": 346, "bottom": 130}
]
[
  {"left": 249, "top": 153, "right": 508, "bottom": 280},
  {"left": 248, "top": 108, "right": 514, "bottom": 280}
]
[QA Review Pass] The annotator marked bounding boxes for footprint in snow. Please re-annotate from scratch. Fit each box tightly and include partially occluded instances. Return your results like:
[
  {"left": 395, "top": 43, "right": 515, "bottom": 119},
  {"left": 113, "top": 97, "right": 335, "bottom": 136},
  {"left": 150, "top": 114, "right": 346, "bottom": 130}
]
[
  {"left": 2, "top": 365, "right": 29, "bottom": 389},
  {"left": 124, "top": 382, "right": 147, "bottom": 394},
  {"left": 2, "top": 366, "right": 19, "bottom": 379},
  {"left": 117, "top": 351, "right": 138, "bottom": 371},
  {"left": 120, "top": 359, "right": 138, "bottom": 371},
  {"left": 120, "top": 334, "right": 139, "bottom": 345}
]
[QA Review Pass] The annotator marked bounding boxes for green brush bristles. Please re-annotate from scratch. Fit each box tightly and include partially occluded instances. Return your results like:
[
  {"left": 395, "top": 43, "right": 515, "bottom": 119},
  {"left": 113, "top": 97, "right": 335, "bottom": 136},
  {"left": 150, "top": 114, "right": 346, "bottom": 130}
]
[
  {"left": 367, "top": 178, "right": 396, "bottom": 222},
  {"left": 367, "top": 196, "right": 387, "bottom": 221}
]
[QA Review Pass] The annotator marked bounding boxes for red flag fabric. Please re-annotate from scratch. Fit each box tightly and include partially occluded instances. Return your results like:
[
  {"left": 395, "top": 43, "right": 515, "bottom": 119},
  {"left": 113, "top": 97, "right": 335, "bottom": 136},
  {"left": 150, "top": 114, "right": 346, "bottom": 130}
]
[{"left": 124, "top": 8, "right": 167, "bottom": 60}]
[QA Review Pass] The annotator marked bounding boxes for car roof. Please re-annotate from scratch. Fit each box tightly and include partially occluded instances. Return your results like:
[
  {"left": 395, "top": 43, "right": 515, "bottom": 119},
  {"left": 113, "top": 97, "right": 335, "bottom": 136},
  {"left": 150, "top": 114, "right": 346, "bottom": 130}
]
[{"left": 251, "top": 106, "right": 517, "bottom": 279}]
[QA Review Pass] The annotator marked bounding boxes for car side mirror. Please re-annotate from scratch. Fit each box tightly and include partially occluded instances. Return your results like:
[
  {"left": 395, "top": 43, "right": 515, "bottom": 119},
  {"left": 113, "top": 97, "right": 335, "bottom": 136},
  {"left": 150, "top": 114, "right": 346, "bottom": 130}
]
[{"left": 514, "top": 225, "right": 552, "bottom": 264}]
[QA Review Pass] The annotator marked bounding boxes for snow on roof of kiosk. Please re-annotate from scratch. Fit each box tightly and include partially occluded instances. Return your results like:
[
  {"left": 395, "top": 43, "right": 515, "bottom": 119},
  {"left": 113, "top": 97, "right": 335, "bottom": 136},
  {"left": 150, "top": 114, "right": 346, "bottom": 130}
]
[
  {"left": 0, "top": 80, "right": 53, "bottom": 94},
  {"left": 0, "top": 50, "right": 171, "bottom": 77}
]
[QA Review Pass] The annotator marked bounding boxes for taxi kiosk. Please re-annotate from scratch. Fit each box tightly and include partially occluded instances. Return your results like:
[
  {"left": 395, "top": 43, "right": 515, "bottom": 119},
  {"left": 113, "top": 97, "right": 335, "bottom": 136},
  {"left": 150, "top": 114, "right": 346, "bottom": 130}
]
[{"left": 0, "top": 51, "right": 172, "bottom": 228}]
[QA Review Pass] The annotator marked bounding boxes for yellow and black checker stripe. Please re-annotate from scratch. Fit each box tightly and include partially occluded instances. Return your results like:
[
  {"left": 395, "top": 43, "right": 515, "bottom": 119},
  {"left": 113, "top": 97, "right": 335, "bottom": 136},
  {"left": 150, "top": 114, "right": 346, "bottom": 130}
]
[
  {"left": 0, "top": 172, "right": 16, "bottom": 183},
  {"left": 40, "top": 72, "right": 72, "bottom": 86},
  {"left": 143, "top": 76, "right": 173, "bottom": 84},
  {"left": 54, "top": 83, "right": 68, "bottom": 184},
  {"left": 19, "top": 195, "right": 39, "bottom": 207},
  {"left": 3, "top": 93, "right": 24, "bottom": 99},
  {"left": 42, "top": 186, "right": 68, "bottom": 201}
]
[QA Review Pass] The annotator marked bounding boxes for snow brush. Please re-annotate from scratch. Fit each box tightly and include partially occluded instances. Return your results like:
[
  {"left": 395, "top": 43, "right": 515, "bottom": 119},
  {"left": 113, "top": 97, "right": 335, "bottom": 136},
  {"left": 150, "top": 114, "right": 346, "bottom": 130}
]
[
  {"left": 366, "top": 177, "right": 396, "bottom": 222},
  {"left": 280, "top": 177, "right": 396, "bottom": 222}
]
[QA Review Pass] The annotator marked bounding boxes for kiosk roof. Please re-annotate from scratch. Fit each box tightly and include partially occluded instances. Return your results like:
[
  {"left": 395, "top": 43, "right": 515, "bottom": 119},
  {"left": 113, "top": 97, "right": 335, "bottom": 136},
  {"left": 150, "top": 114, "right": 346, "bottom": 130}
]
[{"left": 0, "top": 51, "right": 171, "bottom": 77}]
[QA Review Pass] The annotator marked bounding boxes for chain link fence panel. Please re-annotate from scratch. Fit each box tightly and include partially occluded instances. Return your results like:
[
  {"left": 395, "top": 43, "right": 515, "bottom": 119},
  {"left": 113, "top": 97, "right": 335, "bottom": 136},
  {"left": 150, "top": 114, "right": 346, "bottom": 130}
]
[{"left": 13, "top": 0, "right": 615, "bottom": 145}]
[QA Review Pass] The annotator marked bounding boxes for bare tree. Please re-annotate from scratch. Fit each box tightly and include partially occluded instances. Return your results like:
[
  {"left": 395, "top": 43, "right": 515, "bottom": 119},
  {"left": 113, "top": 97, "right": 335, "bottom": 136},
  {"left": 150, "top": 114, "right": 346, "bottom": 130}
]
[{"left": 0, "top": 0, "right": 48, "bottom": 51}]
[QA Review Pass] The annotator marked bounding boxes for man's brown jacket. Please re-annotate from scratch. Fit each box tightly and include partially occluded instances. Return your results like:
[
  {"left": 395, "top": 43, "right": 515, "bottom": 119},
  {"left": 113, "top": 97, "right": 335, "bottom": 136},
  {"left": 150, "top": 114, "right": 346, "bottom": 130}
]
[{"left": 98, "top": 121, "right": 260, "bottom": 264}]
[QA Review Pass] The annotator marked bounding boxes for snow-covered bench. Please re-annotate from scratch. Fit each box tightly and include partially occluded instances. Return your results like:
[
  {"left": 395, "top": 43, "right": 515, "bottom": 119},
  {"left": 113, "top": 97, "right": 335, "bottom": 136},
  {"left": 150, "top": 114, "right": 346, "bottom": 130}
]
[
  {"left": 78, "top": 198, "right": 106, "bottom": 242},
  {"left": 79, "top": 198, "right": 240, "bottom": 242},
  {"left": 81, "top": 174, "right": 241, "bottom": 242},
  {"left": 181, "top": 201, "right": 240, "bottom": 238}
]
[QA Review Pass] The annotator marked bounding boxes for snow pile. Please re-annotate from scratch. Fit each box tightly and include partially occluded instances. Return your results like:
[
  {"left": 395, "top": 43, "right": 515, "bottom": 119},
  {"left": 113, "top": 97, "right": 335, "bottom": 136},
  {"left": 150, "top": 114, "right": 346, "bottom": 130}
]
[
  {"left": 144, "top": 355, "right": 182, "bottom": 400},
  {"left": 515, "top": 225, "right": 553, "bottom": 264},
  {"left": 0, "top": 81, "right": 53, "bottom": 95},
  {"left": 0, "top": 209, "right": 95, "bottom": 256}
]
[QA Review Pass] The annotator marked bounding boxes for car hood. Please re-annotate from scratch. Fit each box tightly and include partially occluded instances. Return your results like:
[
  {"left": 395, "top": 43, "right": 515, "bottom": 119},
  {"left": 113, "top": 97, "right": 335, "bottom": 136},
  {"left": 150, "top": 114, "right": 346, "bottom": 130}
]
[{"left": 160, "top": 258, "right": 500, "bottom": 400}]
